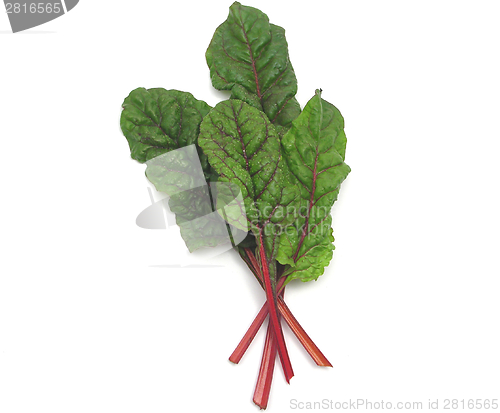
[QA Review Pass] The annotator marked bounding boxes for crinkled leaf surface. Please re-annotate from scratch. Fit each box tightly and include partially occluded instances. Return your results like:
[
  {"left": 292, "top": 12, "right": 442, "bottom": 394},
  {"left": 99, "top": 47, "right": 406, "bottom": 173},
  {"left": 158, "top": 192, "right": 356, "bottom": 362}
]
[
  {"left": 120, "top": 87, "right": 213, "bottom": 176},
  {"left": 206, "top": 2, "right": 300, "bottom": 135},
  {"left": 277, "top": 90, "right": 351, "bottom": 282},
  {"left": 198, "top": 99, "right": 299, "bottom": 262}
]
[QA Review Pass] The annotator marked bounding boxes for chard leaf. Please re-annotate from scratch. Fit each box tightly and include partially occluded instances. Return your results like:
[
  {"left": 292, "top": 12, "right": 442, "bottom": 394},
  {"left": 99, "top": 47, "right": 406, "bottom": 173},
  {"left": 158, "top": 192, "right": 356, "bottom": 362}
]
[
  {"left": 206, "top": 2, "right": 300, "bottom": 134},
  {"left": 198, "top": 99, "right": 299, "bottom": 261},
  {"left": 277, "top": 90, "right": 351, "bottom": 282},
  {"left": 120, "top": 87, "right": 213, "bottom": 176}
]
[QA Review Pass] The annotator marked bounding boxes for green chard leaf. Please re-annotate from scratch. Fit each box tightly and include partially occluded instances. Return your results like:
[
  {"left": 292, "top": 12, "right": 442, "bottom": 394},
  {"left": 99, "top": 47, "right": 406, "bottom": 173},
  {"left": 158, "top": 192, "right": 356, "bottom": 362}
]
[
  {"left": 198, "top": 99, "right": 299, "bottom": 265},
  {"left": 120, "top": 87, "right": 213, "bottom": 178},
  {"left": 206, "top": 2, "right": 301, "bottom": 135},
  {"left": 277, "top": 90, "right": 351, "bottom": 282}
]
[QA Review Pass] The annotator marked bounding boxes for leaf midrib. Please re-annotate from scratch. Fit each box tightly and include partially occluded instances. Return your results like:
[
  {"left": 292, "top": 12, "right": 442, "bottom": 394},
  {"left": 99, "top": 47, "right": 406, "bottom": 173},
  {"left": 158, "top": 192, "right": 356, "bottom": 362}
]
[
  {"left": 236, "top": 8, "right": 262, "bottom": 99},
  {"left": 292, "top": 98, "right": 323, "bottom": 262}
]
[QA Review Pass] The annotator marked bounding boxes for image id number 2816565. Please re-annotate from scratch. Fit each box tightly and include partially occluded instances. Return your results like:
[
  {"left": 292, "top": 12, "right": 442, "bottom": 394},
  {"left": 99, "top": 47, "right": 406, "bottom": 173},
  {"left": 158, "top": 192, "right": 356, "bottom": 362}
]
[{"left": 5, "top": 3, "right": 61, "bottom": 14}]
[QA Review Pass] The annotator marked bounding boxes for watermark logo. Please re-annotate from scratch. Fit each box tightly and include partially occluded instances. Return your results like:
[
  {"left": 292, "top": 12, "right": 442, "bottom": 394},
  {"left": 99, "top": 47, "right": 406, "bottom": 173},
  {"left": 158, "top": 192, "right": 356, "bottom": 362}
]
[
  {"left": 136, "top": 145, "right": 249, "bottom": 265},
  {"left": 3, "top": 0, "right": 78, "bottom": 33}
]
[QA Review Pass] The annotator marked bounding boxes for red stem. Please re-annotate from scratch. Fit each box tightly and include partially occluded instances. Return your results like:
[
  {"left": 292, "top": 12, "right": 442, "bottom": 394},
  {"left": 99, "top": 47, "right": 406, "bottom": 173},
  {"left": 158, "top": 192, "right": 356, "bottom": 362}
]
[
  {"left": 258, "top": 231, "right": 294, "bottom": 383},
  {"left": 253, "top": 282, "right": 285, "bottom": 409},
  {"left": 245, "top": 247, "right": 262, "bottom": 279},
  {"left": 231, "top": 298, "right": 332, "bottom": 367},
  {"left": 278, "top": 297, "right": 332, "bottom": 367},
  {"left": 231, "top": 254, "right": 331, "bottom": 366},
  {"left": 236, "top": 245, "right": 332, "bottom": 408},
  {"left": 229, "top": 276, "right": 287, "bottom": 363},
  {"left": 253, "top": 322, "right": 276, "bottom": 409},
  {"left": 229, "top": 302, "right": 268, "bottom": 364}
]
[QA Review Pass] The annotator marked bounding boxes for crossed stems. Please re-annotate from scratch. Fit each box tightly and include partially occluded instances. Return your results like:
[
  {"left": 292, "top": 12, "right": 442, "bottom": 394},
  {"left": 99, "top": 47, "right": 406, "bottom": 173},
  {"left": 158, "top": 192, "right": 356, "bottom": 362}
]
[{"left": 234, "top": 247, "right": 332, "bottom": 409}]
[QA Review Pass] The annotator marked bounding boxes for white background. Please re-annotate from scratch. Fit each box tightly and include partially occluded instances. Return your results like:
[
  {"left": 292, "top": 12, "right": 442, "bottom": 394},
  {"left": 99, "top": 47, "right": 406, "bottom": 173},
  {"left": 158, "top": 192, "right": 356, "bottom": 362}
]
[{"left": 1, "top": 1, "right": 499, "bottom": 412}]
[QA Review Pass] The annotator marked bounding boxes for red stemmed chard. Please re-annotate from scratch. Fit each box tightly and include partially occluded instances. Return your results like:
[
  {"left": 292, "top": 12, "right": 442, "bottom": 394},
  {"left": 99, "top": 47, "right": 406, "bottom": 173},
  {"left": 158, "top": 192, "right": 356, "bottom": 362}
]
[{"left": 119, "top": 2, "right": 350, "bottom": 409}]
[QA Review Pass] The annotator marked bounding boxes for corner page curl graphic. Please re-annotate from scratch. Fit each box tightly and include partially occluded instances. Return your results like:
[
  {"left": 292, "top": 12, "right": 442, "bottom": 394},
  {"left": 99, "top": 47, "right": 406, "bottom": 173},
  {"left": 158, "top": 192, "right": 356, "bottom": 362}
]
[{"left": 4, "top": 0, "right": 79, "bottom": 33}]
